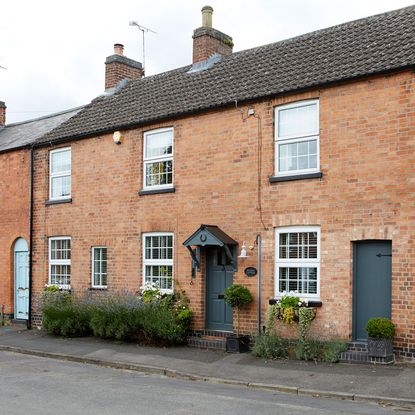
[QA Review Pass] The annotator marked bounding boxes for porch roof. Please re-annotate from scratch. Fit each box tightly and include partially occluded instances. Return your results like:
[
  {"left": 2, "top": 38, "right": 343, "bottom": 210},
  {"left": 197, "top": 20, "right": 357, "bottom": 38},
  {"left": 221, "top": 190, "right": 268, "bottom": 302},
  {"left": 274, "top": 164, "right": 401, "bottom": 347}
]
[{"left": 183, "top": 225, "right": 237, "bottom": 247}]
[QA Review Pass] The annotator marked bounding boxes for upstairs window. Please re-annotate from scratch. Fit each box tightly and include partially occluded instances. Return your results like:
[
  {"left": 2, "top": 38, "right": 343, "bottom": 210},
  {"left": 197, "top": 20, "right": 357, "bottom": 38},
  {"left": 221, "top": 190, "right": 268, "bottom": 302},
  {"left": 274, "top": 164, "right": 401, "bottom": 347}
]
[
  {"left": 275, "top": 100, "right": 319, "bottom": 176},
  {"left": 50, "top": 147, "right": 71, "bottom": 200},
  {"left": 49, "top": 237, "right": 71, "bottom": 289},
  {"left": 275, "top": 226, "right": 320, "bottom": 298},
  {"left": 143, "top": 128, "right": 173, "bottom": 189},
  {"left": 142, "top": 233, "right": 173, "bottom": 292}
]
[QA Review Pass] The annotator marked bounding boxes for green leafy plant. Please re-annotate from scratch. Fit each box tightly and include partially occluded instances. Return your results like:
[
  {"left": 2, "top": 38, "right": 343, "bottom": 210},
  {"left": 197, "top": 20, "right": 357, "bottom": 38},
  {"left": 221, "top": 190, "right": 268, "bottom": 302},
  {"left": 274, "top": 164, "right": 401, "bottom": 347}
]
[
  {"left": 279, "top": 295, "right": 301, "bottom": 309},
  {"left": 294, "top": 338, "right": 348, "bottom": 362},
  {"left": 224, "top": 284, "right": 253, "bottom": 336},
  {"left": 275, "top": 294, "right": 304, "bottom": 324},
  {"left": 365, "top": 318, "right": 395, "bottom": 339},
  {"left": 40, "top": 289, "right": 192, "bottom": 345},
  {"left": 251, "top": 334, "right": 288, "bottom": 359},
  {"left": 322, "top": 341, "right": 348, "bottom": 363}
]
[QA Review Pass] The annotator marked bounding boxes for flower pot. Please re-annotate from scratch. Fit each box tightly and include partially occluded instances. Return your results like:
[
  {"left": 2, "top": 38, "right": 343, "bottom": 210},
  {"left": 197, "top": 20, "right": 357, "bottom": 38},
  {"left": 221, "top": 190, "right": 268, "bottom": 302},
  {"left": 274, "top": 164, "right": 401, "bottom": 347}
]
[
  {"left": 367, "top": 337, "right": 393, "bottom": 358},
  {"left": 226, "top": 335, "right": 250, "bottom": 353}
]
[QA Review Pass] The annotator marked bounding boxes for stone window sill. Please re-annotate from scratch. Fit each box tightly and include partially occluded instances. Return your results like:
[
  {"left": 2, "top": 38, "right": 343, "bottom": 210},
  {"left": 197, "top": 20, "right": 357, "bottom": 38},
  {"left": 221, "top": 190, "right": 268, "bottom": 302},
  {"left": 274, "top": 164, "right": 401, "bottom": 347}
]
[
  {"left": 269, "top": 172, "right": 323, "bottom": 183},
  {"left": 138, "top": 187, "right": 175, "bottom": 196},
  {"left": 45, "top": 198, "right": 72, "bottom": 206}
]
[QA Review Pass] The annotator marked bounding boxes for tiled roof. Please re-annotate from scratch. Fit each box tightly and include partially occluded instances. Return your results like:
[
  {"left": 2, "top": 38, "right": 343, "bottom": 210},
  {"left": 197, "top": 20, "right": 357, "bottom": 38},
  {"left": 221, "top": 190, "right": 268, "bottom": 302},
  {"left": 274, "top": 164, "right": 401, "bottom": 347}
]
[
  {"left": 0, "top": 107, "right": 82, "bottom": 153},
  {"left": 38, "top": 5, "right": 415, "bottom": 145}
]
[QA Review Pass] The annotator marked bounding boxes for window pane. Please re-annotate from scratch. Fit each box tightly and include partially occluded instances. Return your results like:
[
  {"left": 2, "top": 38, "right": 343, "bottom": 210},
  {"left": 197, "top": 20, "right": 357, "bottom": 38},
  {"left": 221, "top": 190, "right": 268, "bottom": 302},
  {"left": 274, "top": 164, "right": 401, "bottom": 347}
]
[
  {"left": 144, "top": 265, "right": 173, "bottom": 290},
  {"left": 278, "top": 140, "right": 317, "bottom": 173},
  {"left": 145, "top": 236, "right": 173, "bottom": 260},
  {"left": 93, "top": 247, "right": 107, "bottom": 287},
  {"left": 145, "top": 130, "right": 173, "bottom": 158},
  {"left": 50, "top": 264, "right": 71, "bottom": 286},
  {"left": 51, "top": 175, "right": 71, "bottom": 198},
  {"left": 145, "top": 160, "right": 173, "bottom": 187},
  {"left": 278, "top": 103, "right": 317, "bottom": 138},
  {"left": 51, "top": 149, "right": 71, "bottom": 173},
  {"left": 278, "top": 232, "right": 317, "bottom": 259},
  {"left": 279, "top": 267, "right": 317, "bottom": 295},
  {"left": 51, "top": 239, "right": 71, "bottom": 260}
]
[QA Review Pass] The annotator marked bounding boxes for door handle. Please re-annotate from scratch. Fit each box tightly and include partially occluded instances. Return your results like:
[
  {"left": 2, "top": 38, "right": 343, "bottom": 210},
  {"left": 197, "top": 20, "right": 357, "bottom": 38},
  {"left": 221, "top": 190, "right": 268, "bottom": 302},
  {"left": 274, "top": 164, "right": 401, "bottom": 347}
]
[
  {"left": 218, "top": 294, "right": 224, "bottom": 299},
  {"left": 376, "top": 253, "right": 392, "bottom": 257}
]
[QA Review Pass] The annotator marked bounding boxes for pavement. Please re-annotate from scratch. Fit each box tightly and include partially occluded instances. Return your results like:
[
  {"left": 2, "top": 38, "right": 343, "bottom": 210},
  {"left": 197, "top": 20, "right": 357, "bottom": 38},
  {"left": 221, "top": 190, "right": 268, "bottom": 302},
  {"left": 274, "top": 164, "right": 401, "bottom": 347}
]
[{"left": 0, "top": 325, "right": 414, "bottom": 407}]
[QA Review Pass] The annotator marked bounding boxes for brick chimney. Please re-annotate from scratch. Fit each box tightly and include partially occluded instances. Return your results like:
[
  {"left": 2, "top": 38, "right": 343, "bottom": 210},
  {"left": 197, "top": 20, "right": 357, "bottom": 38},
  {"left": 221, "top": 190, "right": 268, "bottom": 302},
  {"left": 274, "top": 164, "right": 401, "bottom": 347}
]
[
  {"left": 0, "top": 101, "right": 6, "bottom": 126},
  {"left": 192, "top": 6, "right": 233, "bottom": 64},
  {"left": 105, "top": 43, "right": 144, "bottom": 90}
]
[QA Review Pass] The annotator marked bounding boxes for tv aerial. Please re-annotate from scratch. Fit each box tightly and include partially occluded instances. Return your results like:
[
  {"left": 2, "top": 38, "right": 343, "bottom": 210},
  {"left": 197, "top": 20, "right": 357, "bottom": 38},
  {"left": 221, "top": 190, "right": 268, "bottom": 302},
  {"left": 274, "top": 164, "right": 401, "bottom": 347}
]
[{"left": 129, "top": 21, "right": 156, "bottom": 74}]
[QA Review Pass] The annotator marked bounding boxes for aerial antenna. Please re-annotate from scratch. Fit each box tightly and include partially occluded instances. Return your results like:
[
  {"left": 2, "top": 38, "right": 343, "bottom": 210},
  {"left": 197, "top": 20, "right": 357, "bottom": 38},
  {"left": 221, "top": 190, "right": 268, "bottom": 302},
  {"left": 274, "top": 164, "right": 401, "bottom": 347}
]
[
  {"left": 129, "top": 21, "right": 156, "bottom": 74},
  {"left": 0, "top": 65, "right": 6, "bottom": 70}
]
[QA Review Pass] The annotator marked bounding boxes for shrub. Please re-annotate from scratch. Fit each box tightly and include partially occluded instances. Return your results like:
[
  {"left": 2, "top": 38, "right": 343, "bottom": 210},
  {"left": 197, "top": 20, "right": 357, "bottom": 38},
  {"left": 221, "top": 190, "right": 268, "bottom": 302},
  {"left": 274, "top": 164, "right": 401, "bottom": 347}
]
[
  {"left": 365, "top": 318, "right": 395, "bottom": 339},
  {"left": 224, "top": 284, "right": 253, "bottom": 335},
  {"left": 322, "top": 341, "right": 348, "bottom": 363},
  {"left": 40, "top": 289, "right": 91, "bottom": 337},
  {"left": 294, "top": 338, "right": 322, "bottom": 361},
  {"left": 40, "top": 289, "right": 193, "bottom": 345},
  {"left": 251, "top": 334, "right": 288, "bottom": 359},
  {"left": 294, "top": 339, "right": 348, "bottom": 362}
]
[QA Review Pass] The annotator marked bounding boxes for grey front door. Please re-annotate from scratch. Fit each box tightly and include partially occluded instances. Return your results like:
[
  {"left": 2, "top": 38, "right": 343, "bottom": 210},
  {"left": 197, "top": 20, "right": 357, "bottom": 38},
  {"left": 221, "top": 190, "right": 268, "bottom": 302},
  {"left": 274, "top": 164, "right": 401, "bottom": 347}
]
[
  {"left": 206, "top": 247, "right": 233, "bottom": 331},
  {"left": 353, "top": 241, "right": 392, "bottom": 341}
]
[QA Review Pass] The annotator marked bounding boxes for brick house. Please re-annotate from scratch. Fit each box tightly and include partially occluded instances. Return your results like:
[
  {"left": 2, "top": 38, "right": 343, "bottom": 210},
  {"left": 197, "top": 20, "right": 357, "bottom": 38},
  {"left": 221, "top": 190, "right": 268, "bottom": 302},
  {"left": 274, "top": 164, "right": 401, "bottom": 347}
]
[
  {"left": 29, "top": 6, "right": 414, "bottom": 358},
  {"left": 0, "top": 104, "right": 80, "bottom": 322}
]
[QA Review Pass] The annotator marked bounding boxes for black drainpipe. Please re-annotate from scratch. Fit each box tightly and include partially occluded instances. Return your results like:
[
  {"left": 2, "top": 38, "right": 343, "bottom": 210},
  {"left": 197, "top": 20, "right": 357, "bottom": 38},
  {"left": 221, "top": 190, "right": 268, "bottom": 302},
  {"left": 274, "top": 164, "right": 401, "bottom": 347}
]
[{"left": 27, "top": 146, "right": 34, "bottom": 329}]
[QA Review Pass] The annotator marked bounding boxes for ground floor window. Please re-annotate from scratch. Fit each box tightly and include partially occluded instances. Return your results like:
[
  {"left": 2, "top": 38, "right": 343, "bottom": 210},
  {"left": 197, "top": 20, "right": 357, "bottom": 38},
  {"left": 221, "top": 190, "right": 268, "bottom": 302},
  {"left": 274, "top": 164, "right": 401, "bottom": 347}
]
[
  {"left": 275, "top": 226, "right": 320, "bottom": 298},
  {"left": 142, "top": 233, "right": 173, "bottom": 292},
  {"left": 92, "top": 247, "right": 107, "bottom": 288},
  {"left": 49, "top": 237, "right": 71, "bottom": 289}
]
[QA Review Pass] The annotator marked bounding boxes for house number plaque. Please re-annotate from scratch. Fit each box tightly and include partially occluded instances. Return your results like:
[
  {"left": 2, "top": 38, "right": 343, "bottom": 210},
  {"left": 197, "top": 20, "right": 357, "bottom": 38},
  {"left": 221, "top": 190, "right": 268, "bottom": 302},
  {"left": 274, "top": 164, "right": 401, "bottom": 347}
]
[{"left": 244, "top": 267, "right": 257, "bottom": 277}]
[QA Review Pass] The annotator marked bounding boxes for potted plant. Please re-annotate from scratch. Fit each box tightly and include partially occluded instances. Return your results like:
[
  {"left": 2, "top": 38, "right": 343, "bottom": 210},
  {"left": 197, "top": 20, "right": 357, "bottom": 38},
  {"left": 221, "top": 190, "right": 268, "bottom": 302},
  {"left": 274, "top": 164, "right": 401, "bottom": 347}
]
[
  {"left": 365, "top": 317, "right": 395, "bottom": 358},
  {"left": 224, "top": 284, "right": 253, "bottom": 353}
]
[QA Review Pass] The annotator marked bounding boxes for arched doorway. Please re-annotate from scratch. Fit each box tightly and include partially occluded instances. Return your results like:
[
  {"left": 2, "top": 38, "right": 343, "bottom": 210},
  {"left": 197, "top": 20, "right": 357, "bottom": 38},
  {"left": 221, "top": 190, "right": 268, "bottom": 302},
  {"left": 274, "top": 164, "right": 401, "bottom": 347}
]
[{"left": 14, "top": 238, "right": 29, "bottom": 320}]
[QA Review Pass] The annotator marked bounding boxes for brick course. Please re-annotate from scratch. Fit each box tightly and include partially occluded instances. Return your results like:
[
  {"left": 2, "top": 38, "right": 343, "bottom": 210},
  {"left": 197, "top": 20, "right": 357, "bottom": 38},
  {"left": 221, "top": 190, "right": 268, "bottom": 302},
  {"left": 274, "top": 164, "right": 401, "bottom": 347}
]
[{"left": 31, "top": 70, "right": 415, "bottom": 358}]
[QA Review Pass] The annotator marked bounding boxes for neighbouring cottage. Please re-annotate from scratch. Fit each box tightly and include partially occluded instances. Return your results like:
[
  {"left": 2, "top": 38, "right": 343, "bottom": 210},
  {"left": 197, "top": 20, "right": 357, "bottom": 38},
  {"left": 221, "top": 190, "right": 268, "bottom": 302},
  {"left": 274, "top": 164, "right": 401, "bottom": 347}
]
[
  {"left": 0, "top": 104, "right": 81, "bottom": 322},
  {"left": 25, "top": 6, "right": 415, "bottom": 359}
]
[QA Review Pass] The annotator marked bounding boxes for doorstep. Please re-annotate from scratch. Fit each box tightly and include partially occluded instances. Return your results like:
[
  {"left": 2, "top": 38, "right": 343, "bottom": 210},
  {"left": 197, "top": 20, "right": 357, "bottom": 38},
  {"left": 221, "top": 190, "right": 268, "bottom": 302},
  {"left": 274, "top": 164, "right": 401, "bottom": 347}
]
[
  {"left": 187, "top": 329, "right": 233, "bottom": 351},
  {"left": 339, "top": 341, "right": 395, "bottom": 365}
]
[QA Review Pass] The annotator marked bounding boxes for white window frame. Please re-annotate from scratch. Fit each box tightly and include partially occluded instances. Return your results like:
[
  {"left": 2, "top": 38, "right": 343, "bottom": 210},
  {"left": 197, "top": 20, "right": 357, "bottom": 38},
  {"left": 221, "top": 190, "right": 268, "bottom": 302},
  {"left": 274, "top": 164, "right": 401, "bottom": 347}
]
[
  {"left": 274, "top": 100, "right": 320, "bottom": 177},
  {"left": 143, "top": 127, "right": 174, "bottom": 190},
  {"left": 142, "top": 232, "right": 174, "bottom": 294},
  {"left": 49, "top": 147, "right": 72, "bottom": 201},
  {"left": 48, "top": 236, "right": 71, "bottom": 289},
  {"left": 275, "top": 226, "right": 320, "bottom": 299},
  {"left": 91, "top": 246, "right": 108, "bottom": 289}
]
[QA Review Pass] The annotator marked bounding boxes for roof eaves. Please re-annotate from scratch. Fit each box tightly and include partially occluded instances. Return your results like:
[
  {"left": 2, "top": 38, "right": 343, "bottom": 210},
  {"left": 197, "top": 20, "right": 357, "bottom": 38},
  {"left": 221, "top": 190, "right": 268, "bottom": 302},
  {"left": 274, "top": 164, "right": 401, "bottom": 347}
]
[{"left": 33, "top": 63, "right": 415, "bottom": 149}]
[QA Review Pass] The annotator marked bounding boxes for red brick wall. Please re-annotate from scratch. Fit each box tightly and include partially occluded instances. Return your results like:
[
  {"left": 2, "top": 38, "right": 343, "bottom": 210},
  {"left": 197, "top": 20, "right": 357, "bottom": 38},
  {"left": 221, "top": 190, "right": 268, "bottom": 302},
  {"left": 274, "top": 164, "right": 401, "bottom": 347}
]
[
  {"left": 105, "top": 61, "right": 144, "bottom": 90},
  {"left": 0, "top": 149, "right": 30, "bottom": 316},
  {"left": 31, "top": 70, "right": 415, "bottom": 357},
  {"left": 193, "top": 31, "right": 233, "bottom": 63}
]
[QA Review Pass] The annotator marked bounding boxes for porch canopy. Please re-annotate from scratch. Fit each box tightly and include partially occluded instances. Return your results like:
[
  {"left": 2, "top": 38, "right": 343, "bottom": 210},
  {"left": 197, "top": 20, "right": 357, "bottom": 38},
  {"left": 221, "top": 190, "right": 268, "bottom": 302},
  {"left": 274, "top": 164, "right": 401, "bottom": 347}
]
[{"left": 183, "top": 224, "right": 237, "bottom": 270}]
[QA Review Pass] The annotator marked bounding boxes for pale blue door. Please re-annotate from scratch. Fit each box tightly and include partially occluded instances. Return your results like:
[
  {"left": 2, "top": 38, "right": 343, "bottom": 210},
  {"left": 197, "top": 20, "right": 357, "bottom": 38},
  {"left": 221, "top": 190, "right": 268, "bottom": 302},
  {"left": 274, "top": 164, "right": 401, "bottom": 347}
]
[{"left": 14, "top": 239, "right": 29, "bottom": 320}]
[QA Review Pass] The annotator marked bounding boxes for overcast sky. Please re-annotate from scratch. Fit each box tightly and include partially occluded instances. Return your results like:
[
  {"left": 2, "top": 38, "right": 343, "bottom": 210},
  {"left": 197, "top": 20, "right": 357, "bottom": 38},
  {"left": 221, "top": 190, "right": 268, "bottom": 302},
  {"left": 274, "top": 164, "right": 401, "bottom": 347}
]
[{"left": 1, "top": 0, "right": 413, "bottom": 123}]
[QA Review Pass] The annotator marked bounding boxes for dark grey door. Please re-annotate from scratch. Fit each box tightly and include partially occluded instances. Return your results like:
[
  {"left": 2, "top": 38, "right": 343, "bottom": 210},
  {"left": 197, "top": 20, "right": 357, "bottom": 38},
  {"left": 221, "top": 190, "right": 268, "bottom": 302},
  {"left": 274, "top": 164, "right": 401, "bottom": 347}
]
[
  {"left": 206, "top": 247, "right": 233, "bottom": 331},
  {"left": 353, "top": 241, "right": 392, "bottom": 341}
]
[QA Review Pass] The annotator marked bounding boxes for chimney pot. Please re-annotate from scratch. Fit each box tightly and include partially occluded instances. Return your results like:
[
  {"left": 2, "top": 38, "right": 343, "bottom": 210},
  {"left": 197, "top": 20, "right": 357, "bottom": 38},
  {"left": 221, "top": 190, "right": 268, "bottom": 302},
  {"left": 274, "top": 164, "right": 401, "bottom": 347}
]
[
  {"left": 201, "top": 5, "right": 213, "bottom": 28},
  {"left": 114, "top": 43, "right": 124, "bottom": 56},
  {"left": 0, "top": 101, "right": 6, "bottom": 126}
]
